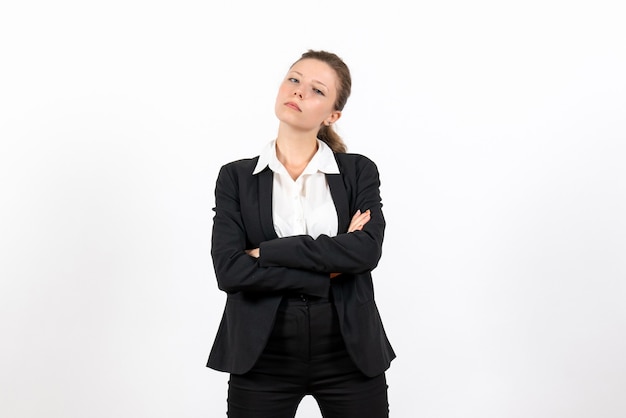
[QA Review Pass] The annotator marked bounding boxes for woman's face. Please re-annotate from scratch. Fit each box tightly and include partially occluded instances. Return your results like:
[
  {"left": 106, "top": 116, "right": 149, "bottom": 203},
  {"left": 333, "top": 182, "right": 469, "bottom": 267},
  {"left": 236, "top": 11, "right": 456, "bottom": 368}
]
[{"left": 274, "top": 58, "right": 342, "bottom": 132}]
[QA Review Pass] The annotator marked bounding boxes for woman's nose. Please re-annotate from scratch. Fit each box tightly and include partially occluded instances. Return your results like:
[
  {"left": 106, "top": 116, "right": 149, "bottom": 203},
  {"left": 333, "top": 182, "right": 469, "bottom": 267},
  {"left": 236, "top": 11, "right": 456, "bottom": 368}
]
[{"left": 293, "top": 89, "right": 303, "bottom": 98}]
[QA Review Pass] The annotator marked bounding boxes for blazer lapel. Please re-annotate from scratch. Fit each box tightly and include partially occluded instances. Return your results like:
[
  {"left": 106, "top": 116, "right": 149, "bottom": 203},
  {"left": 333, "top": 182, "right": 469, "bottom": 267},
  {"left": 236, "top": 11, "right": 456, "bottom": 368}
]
[
  {"left": 326, "top": 173, "right": 350, "bottom": 233},
  {"left": 258, "top": 168, "right": 278, "bottom": 240}
]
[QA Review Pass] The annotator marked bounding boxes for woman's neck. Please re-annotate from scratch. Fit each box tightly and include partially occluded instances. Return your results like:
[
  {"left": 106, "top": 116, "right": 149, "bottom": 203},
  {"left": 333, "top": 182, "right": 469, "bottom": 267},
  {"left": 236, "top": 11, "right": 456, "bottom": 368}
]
[{"left": 275, "top": 131, "right": 318, "bottom": 181}]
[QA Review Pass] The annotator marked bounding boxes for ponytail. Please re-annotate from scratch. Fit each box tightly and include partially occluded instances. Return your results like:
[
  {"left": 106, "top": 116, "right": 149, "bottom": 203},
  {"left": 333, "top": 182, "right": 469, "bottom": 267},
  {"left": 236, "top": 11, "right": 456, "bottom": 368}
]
[{"left": 317, "top": 125, "right": 347, "bottom": 153}]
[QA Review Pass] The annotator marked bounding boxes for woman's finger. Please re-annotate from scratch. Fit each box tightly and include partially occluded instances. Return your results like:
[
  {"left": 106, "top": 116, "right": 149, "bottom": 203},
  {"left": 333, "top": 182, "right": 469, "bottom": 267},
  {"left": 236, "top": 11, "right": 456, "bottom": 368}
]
[{"left": 348, "top": 209, "right": 371, "bottom": 232}]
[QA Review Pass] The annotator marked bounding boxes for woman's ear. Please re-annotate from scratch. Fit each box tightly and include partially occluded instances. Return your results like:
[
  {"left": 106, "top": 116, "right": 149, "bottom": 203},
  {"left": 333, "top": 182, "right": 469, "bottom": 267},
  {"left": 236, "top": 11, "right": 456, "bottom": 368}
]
[{"left": 324, "top": 110, "right": 342, "bottom": 126}]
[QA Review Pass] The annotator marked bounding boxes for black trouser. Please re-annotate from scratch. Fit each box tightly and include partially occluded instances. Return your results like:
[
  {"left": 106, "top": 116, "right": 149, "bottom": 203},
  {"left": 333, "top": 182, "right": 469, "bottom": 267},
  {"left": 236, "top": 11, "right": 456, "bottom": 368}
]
[{"left": 227, "top": 295, "right": 389, "bottom": 418}]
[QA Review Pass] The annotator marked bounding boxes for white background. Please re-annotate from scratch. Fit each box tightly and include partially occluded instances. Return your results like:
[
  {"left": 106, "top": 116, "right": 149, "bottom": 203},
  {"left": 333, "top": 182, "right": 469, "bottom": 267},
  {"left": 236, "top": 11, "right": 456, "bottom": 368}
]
[{"left": 1, "top": 1, "right": 625, "bottom": 417}]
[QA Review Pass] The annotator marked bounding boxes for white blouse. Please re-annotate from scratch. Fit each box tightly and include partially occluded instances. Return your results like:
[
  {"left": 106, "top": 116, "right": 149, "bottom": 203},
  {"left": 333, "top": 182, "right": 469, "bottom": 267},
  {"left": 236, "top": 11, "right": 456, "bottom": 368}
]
[{"left": 253, "top": 139, "right": 339, "bottom": 239}]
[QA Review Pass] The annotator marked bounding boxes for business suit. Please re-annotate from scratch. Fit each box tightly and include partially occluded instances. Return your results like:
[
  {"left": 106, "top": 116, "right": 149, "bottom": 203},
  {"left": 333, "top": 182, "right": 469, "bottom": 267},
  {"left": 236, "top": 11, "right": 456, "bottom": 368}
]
[{"left": 207, "top": 151, "right": 395, "bottom": 378}]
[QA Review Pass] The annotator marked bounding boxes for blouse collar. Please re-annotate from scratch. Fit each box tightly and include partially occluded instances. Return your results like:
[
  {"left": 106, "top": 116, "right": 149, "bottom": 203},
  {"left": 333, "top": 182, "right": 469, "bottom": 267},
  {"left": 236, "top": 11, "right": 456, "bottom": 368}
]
[{"left": 253, "top": 139, "right": 340, "bottom": 175}]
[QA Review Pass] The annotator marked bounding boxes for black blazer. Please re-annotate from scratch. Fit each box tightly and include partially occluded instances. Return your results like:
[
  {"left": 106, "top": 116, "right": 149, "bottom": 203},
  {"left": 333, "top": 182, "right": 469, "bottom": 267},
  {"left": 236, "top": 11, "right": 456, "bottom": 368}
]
[{"left": 206, "top": 152, "right": 395, "bottom": 377}]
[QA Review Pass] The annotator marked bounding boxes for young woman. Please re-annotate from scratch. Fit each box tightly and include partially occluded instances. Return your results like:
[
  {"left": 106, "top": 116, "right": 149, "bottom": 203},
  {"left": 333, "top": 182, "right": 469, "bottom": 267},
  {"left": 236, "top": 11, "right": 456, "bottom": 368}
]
[{"left": 207, "top": 49, "right": 395, "bottom": 418}]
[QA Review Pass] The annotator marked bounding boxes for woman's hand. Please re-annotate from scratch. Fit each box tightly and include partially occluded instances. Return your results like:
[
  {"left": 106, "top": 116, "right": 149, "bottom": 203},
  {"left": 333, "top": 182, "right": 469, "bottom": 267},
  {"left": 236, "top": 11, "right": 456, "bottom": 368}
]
[
  {"left": 348, "top": 209, "right": 370, "bottom": 233},
  {"left": 245, "top": 248, "right": 260, "bottom": 258},
  {"left": 331, "top": 209, "right": 371, "bottom": 278}
]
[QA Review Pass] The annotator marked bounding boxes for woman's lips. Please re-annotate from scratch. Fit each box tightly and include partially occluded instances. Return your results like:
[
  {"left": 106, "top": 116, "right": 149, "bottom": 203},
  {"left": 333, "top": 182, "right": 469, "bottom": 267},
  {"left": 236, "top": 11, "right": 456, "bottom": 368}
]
[{"left": 285, "top": 102, "right": 301, "bottom": 111}]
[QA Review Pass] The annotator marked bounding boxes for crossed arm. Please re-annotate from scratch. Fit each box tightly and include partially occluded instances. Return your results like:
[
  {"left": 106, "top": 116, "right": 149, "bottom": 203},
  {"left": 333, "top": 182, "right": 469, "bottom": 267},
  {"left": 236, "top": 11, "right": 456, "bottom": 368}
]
[{"left": 245, "top": 209, "right": 372, "bottom": 278}]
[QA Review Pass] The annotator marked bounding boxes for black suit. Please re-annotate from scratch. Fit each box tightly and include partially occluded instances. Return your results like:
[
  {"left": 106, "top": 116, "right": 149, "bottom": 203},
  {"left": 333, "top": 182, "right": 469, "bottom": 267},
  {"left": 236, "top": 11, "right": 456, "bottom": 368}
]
[{"left": 207, "top": 152, "right": 395, "bottom": 377}]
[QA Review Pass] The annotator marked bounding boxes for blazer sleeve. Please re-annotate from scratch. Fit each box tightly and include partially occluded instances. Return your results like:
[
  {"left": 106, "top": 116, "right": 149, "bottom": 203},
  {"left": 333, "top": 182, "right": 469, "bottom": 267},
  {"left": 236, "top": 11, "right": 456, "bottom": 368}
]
[
  {"left": 210, "top": 163, "right": 330, "bottom": 297},
  {"left": 259, "top": 155, "right": 385, "bottom": 275}
]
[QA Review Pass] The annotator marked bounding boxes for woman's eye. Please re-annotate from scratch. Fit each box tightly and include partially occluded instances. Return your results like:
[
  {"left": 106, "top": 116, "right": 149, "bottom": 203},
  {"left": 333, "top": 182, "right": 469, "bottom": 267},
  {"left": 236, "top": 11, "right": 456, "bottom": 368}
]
[
  {"left": 313, "top": 88, "right": 325, "bottom": 96},
  {"left": 288, "top": 77, "right": 299, "bottom": 83}
]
